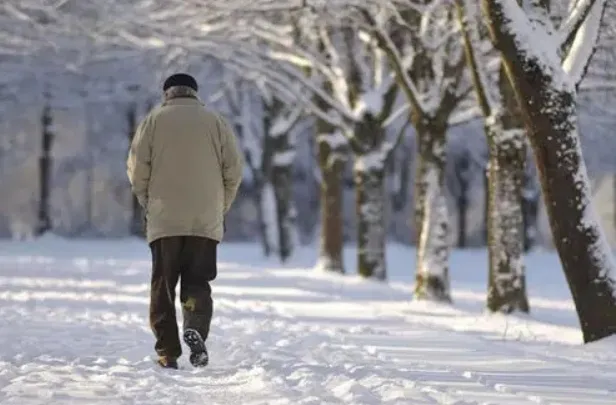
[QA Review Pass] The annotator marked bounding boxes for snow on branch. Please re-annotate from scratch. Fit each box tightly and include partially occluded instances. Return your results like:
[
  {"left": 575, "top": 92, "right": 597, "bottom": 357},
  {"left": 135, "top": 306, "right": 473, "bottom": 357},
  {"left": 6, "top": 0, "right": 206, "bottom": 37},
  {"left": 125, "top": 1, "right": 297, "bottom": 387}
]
[
  {"left": 270, "top": 104, "right": 303, "bottom": 137},
  {"left": 561, "top": 0, "right": 608, "bottom": 88},
  {"left": 383, "top": 117, "right": 411, "bottom": 162},
  {"left": 521, "top": 0, "right": 555, "bottom": 35},
  {"left": 483, "top": 0, "right": 573, "bottom": 92},
  {"left": 455, "top": 0, "right": 496, "bottom": 117},
  {"left": 483, "top": 0, "right": 608, "bottom": 91},
  {"left": 559, "top": 0, "right": 603, "bottom": 56},
  {"left": 357, "top": 8, "right": 426, "bottom": 115}
]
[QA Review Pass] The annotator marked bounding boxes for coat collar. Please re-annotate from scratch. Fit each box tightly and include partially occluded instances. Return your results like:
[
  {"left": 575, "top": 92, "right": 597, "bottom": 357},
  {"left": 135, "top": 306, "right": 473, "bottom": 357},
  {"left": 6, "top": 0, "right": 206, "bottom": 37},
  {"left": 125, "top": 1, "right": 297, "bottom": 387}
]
[
  {"left": 162, "top": 85, "right": 203, "bottom": 106},
  {"left": 162, "top": 97, "right": 204, "bottom": 108}
]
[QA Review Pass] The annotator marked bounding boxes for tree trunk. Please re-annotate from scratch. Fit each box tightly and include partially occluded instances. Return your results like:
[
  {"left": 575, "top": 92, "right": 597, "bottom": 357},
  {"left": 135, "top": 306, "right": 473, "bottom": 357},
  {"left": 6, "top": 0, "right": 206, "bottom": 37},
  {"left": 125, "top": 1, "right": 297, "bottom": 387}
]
[
  {"left": 485, "top": 62, "right": 530, "bottom": 313},
  {"left": 484, "top": 0, "right": 616, "bottom": 342},
  {"left": 354, "top": 153, "right": 386, "bottom": 280},
  {"left": 522, "top": 165, "right": 540, "bottom": 252},
  {"left": 414, "top": 126, "right": 450, "bottom": 301},
  {"left": 127, "top": 102, "right": 145, "bottom": 237},
  {"left": 256, "top": 105, "right": 277, "bottom": 258},
  {"left": 455, "top": 150, "right": 470, "bottom": 248},
  {"left": 316, "top": 132, "right": 345, "bottom": 274},
  {"left": 271, "top": 133, "right": 297, "bottom": 263},
  {"left": 36, "top": 96, "right": 53, "bottom": 236},
  {"left": 485, "top": 117, "right": 529, "bottom": 313},
  {"left": 259, "top": 179, "right": 278, "bottom": 257},
  {"left": 457, "top": 194, "right": 467, "bottom": 248},
  {"left": 483, "top": 161, "right": 489, "bottom": 245},
  {"left": 392, "top": 141, "right": 412, "bottom": 212}
]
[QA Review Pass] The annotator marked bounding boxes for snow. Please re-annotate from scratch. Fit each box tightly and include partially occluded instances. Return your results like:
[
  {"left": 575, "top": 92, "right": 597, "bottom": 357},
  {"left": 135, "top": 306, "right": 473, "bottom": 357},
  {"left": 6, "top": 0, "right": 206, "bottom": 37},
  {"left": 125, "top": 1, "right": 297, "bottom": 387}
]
[
  {"left": 269, "top": 106, "right": 302, "bottom": 138},
  {"left": 260, "top": 182, "right": 279, "bottom": 252},
  {"left": 1, "top": 237, "right": 616, "bottom": 404},
  {"left": 317, "top": 131, "right": 347, "bottom": 149},
  {"left": 353, "top": 150, "right": 386, "bottom": 174},
  {"left": 273, "top": 150, "right": 296, "bottom": 167},
  {"left": 492, "top": 0, "right": 573, "bottom": 92},
  {"left": 561, "top": 0, "right": 607, "bottom": 87},
  {"left": 353, "top": 88, "right": 385, "bottom": 118}
]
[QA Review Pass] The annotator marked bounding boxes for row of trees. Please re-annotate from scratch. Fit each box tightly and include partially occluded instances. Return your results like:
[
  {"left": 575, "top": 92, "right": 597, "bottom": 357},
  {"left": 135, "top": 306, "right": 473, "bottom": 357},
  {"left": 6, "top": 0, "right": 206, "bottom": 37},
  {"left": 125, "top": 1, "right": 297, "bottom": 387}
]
[
  {"left": 208, "top": 0, "right": 616, "bottom": 342},
  {"left": 1, "top": 0, "right": 614, "bottom": 342}
]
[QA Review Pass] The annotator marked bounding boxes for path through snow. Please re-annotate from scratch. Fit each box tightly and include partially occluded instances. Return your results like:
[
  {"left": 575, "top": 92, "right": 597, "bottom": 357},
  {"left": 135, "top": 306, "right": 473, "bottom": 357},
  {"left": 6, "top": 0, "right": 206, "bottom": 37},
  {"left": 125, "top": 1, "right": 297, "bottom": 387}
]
[{"left": 0, "top": 239, "right": 615, "bottom": 404}]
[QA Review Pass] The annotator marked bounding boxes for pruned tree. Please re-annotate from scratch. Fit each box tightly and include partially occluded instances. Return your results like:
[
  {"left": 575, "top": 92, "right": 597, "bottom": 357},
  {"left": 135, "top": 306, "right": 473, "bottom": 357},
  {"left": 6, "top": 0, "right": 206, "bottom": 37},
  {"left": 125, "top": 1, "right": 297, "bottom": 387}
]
[
  {"left": 360, "top": 2, "right": 470, "bottom": 301},
  {"left": 241, "top": 12, "right": 409, "bottom": 280},
  {"left": 481, "top": 0, "right": 616, "bottom": 342},
  {"left": 225, "top": 76, "right": 304, "bottom": 261}
]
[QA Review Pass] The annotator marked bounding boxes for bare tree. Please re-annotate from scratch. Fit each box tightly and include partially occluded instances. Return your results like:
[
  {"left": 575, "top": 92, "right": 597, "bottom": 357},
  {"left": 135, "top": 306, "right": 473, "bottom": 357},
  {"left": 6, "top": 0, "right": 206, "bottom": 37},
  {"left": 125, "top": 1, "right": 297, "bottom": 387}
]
[
  {"left": 360, "top": 2, "right": 470, "bottom": 300},
  {"left": 226, "top": 13, "right": 408, "bottom": 280},
  {"left": 481, "top": 0, "right": 616, "bottom": 342}
]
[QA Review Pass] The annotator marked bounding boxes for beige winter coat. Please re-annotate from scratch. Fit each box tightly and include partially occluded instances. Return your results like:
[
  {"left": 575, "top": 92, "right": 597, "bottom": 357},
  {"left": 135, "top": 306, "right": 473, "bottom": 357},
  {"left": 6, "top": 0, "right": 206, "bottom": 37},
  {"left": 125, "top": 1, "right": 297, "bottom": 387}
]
[{"left": 127, "top": 94, "right": 243, "bottom": 244}]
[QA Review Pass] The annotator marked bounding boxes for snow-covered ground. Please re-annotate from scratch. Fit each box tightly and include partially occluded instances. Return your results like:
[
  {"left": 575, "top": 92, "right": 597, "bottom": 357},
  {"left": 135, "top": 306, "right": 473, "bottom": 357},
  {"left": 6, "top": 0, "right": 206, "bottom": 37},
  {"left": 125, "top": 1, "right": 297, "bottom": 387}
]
[{"left": 0, "top": 237, "right": 615, "bottom": 404}]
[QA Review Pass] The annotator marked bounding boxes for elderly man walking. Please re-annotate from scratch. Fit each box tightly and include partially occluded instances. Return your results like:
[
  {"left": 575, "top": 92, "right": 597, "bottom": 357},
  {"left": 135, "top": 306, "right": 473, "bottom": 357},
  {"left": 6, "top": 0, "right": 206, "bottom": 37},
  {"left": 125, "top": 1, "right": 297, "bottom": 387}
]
[{"left": 127, "top": 73, "right": 243, "bottom": 369}]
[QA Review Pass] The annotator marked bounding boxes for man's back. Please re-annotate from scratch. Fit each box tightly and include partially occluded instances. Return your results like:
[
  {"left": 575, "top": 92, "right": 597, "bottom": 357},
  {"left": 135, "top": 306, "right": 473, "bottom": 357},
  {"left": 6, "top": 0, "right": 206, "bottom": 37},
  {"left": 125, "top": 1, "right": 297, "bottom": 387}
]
[{"left": 127, "top": 92, "right": 243, "bottom": 244}]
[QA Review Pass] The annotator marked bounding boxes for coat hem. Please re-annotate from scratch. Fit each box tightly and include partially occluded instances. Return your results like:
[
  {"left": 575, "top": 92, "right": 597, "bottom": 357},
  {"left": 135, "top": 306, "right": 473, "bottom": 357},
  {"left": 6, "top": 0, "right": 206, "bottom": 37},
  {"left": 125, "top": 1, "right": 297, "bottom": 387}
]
[{"left": 147, "top": 231, "right": 222, "bottom": 245}]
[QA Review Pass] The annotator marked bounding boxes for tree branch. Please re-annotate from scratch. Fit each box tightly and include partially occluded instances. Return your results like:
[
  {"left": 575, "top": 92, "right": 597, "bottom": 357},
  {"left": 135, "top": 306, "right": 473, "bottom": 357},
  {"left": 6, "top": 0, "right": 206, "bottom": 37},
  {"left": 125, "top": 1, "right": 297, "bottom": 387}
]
[
  {"left": 561, "top": 0, "right": 608, "bottom": 89},
  {"left": 455, "top": 0, "right": 493, "bottom": 117},
  {"left": 385, "top": 117, "right": 411, "bottom": 163},
  {"left": 558, "top": 0, "right": 601, "bottom": 58},
  {"left": 358, "top": 7, "right": 426, "bottom": 116}
]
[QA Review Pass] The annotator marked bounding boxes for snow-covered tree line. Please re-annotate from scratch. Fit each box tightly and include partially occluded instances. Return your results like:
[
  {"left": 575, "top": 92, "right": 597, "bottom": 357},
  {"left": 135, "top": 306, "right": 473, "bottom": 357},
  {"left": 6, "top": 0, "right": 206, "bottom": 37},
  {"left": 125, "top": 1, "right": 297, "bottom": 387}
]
[{"left": 1, "top": 0, "right": 615, "bottom": 341}]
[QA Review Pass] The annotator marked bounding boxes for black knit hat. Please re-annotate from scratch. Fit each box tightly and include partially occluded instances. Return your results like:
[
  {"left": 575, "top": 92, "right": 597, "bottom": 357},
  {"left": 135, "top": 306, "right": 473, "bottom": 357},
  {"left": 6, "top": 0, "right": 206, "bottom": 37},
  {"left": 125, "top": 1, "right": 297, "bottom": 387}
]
[{"left": 162, "top": 73, "right": 198, "bottom": 92}]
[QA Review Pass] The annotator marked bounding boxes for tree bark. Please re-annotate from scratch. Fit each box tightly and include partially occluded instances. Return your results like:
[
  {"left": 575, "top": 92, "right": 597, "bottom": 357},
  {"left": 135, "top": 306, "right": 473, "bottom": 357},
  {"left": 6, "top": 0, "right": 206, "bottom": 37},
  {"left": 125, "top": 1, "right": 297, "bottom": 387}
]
[
  {"left": 271, "top": 130, "right": 297, "bottom": 263},
  {"left": 454, "top": 150, "right": 471, "bottom": 248},
  {"left": 483, "top": 161, "right": 489, "bottom": 245},
  {"left": 127, "top": 102, "right": 145, "bottom": 237},
  {"left": 485, "top": 116, "right": 529, "bottom": 313},
  {"left": 483, "top": 0, "right": 616, "bottom": 342},
  {"left": 354, "top": 153, "right": 386, "bottom": 280},
  {"left": 522, "top": 165, "right": 540, "bottom": 252},
  {"left": 36, "top": 94, "right": 53, "bottom": 236},
  {"left": 484, "top": 63, "right": 530, "bottom": 314},
  {"left": 414, "top": 125, "right": 451, "bottom": 301},
  {"left": 316, "top": 131, "right": 345, "bottom": 274},
  {"left": 259, "top": 179, "right": 278, "bottom": 257},
  {"left": 254, "top": 105, "right": 277, "bottom": 257},
  {"left": 457, "top": 194, "right": 467, "bottom": 248}
]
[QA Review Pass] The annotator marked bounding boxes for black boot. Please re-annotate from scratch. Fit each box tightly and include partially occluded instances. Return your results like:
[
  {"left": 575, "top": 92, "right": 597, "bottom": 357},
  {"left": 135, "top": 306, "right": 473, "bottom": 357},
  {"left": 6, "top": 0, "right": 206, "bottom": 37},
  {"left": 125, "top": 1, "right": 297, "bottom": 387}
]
[{"left": 183, "top": 328, "right": 209, "bottom": 367}]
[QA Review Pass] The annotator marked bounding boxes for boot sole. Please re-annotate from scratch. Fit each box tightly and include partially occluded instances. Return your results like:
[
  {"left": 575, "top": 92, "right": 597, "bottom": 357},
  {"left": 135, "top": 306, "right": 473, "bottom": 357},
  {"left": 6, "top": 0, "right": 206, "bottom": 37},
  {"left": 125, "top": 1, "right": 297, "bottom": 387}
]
[{"left": 183, "top": 328, "right": 209, "bottom": 367}]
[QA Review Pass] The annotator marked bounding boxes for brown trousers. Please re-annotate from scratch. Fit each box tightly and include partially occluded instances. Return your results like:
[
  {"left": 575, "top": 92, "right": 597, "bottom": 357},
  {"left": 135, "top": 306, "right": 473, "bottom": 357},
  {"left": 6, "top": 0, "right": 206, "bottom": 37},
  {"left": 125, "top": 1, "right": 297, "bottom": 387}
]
[{"left": 149, "top": 236, "right": 218, "bottom": 358}]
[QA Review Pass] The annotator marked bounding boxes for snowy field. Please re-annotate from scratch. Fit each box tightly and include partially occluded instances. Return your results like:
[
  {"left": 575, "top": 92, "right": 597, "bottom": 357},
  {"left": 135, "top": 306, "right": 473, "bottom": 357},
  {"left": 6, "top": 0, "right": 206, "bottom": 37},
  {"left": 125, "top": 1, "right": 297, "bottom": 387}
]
[{"left": 1, "top": 237, "right": 615, "bottom": 404}]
